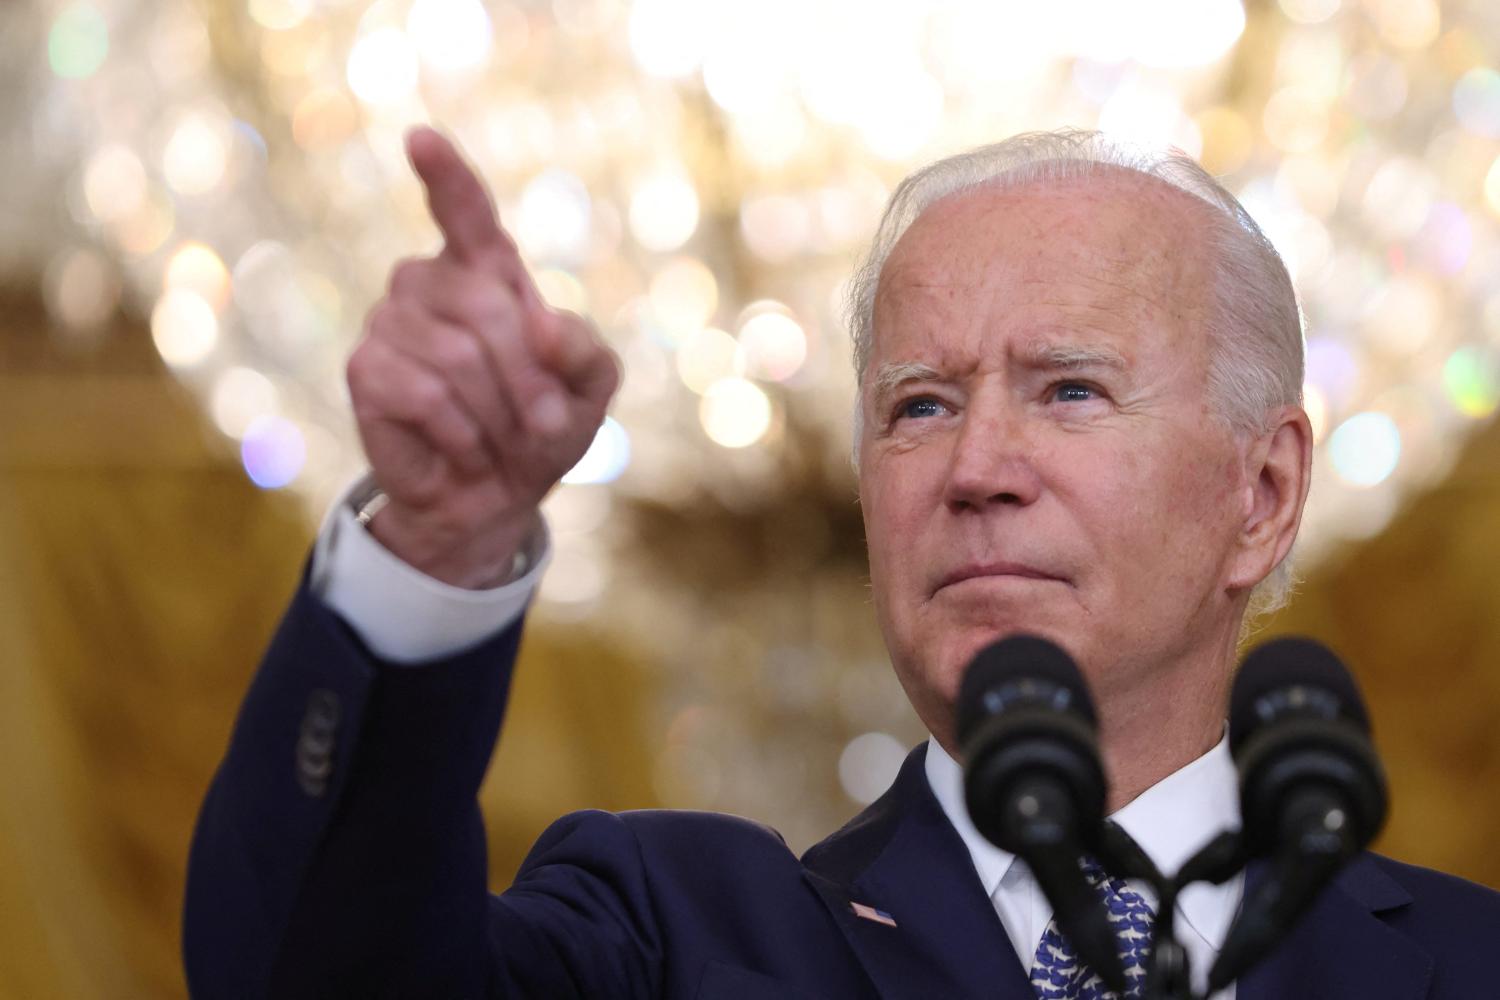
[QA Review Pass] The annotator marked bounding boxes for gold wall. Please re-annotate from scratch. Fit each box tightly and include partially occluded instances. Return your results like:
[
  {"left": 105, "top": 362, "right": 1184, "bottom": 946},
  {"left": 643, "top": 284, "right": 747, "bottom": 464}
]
[{"left": 2, "top": 289, "right": 1497, "bottom": 998}]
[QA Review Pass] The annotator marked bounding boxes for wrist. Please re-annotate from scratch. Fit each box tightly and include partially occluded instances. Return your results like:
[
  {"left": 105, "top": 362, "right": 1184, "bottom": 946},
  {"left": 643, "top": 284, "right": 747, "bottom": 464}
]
[{"left": 365, "top": 498, "right": 538, "bottom": 590}]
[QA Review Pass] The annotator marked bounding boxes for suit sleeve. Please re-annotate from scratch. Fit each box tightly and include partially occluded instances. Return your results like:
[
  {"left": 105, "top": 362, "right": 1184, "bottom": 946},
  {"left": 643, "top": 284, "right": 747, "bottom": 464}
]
[{"left": 182, "top": 566, "right": 663, "bottom": 999}]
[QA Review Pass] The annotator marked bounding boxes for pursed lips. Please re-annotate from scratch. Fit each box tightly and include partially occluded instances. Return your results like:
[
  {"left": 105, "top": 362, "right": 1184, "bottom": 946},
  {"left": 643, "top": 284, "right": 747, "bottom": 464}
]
[{"left": 933, "top": 562, "right": 1067, "bottom": 596}]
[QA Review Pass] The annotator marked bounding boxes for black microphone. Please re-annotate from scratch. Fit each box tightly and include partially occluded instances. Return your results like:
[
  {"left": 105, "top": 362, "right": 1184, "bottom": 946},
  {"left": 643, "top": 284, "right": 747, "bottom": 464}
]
[
  {"left": 1209, "top": 637, "right": 1388, "bottom": 992},
  {"left": 957, "top": 635, "right": 1124, "bottom": 995}
]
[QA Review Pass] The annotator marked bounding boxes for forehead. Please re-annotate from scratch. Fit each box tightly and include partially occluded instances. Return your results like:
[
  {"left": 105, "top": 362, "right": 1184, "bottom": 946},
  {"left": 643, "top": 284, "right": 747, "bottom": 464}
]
[{"left": 871, "top": 172, "right": 1217, "bottom": 366}]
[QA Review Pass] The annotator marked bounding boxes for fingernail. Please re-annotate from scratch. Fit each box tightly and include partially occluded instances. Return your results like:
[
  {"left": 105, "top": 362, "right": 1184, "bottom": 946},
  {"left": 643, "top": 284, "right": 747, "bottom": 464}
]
[{"left": 535, "top": 392, "right": 568, "bottom": 433}]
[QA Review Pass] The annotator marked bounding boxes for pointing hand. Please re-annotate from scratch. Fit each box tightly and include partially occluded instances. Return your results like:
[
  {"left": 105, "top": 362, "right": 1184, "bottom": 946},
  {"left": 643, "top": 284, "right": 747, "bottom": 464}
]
[{"left": 345, "top": 126, "right": 620, "bottom": 588}]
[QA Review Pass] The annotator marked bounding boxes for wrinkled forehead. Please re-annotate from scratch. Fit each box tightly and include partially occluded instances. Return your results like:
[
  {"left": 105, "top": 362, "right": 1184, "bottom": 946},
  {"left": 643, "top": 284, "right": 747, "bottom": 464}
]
[{"left": 872, "top": 170, "right": 1220, "bottom": 341}]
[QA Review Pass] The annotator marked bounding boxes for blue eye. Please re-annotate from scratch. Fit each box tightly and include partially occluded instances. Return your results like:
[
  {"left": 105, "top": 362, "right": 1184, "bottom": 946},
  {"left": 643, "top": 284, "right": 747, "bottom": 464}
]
[
  {"left": 1053, "top": 382, "right": 1097, "bottom": 402},
  {"left": 900, "top": 397, "right": 946, "bottom": 419}
]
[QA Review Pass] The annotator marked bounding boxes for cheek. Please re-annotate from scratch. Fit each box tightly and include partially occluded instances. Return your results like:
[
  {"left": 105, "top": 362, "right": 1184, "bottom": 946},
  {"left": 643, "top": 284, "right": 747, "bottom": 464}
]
[
  {"left": 861, "top": 476, "right": 908, "bottom": 583},
  {"left": 863, "top": 449, "right": 923, "bottom": 527},
  {"left": 1098, "top": 442, "right": 1242, "bottom": 580},
  {"left": 861, "top": 456, "right": 940, "bottom": 596}
]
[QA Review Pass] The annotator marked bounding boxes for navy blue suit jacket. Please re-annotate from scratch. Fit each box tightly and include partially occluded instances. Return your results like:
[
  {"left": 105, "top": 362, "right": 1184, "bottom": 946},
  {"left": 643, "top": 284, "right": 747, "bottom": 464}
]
[{"left": 185, "top": 575, "right": 1500, "bottom": 998}]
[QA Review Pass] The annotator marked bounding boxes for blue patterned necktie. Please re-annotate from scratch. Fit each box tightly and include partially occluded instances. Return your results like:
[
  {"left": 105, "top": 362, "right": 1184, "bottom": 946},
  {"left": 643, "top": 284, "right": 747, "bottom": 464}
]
[{"left": 1029, "top": 860, "right": 1155, "bottom": 1000}]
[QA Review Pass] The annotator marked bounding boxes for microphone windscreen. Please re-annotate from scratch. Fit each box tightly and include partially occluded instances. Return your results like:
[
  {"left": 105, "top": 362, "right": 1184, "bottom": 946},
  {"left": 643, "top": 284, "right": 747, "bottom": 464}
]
[
  {"left": 956, "top": 634, "right": 1096, "bottom": 746},
  {"left": 1229, "top": 637, "right": 1371, "bottom": 760}
]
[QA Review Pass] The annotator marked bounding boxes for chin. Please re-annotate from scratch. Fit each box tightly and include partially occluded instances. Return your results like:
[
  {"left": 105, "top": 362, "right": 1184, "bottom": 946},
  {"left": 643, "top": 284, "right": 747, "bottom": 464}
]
[{"left": 923, "top": 615, "right": 1093, "bottom": 696}]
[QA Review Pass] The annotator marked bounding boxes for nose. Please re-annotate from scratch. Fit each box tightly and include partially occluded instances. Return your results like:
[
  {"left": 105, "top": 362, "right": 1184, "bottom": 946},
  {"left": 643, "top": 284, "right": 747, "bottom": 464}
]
[{"left": 942, "top": 401, "right": 1043, "bottom": 512}]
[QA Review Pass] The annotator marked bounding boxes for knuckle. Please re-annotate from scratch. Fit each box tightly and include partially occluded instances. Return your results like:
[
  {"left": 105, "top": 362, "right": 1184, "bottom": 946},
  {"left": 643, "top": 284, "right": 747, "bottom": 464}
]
[
  {"left": 345, "top": 341, "right": 384, "bottom": 392},
  {"left": 454, "top": 280, "right": 518, "bottom": 326},
  {"left": 424, "top": 409, "right": 480, "bottom": 455},
  {"left": 567, "top": 311, "right": 606, "bottom": 349},
  {"left": 406, "top": 375, "right": 447, "bottom": 412},
  {"left": 363, "top": 303, "right": 393, "bottom": 339},
  {"left": 432, "top": 331, "right": 485, "bottom": 373},
  {"left": 387, "top": 257, "right": 429, "bottom": 297}
]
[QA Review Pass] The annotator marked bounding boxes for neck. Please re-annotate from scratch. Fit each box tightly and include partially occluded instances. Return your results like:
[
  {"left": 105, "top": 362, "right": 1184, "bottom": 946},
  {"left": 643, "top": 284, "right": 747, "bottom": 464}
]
[
  {"left": 1094, "top": 649, "right": 1233, "bottom": 814},
  {"left": 927, "top": 613, "right": 1245, "bottom": 812}
]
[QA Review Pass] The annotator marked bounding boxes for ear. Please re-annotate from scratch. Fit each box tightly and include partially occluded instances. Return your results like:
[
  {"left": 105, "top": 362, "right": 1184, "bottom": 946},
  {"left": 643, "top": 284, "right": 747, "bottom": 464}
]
[{"left": 1227, "top": 405, "right": 1313, "bottom": 594}]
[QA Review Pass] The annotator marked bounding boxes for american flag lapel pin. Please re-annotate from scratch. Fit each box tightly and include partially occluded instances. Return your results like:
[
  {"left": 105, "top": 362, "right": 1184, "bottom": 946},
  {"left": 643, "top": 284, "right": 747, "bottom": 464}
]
[{"left": 850, "top": 901, "right": 898, "bottom": 928}]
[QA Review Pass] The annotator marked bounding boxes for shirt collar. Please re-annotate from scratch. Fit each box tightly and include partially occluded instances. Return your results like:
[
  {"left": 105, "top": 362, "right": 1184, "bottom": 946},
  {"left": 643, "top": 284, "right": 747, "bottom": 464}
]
[
  {"left": 925, "top": 729, "right": 1242, "bottom": 948},
  {"left": 925, "top": 738, "right": 1021, "bottom": 898}
]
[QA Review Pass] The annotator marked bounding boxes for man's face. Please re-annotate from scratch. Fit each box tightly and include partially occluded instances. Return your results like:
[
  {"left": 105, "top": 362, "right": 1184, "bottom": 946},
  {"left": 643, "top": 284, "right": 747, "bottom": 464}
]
[{"left": 857, "top": 174, "right": 1255, "bottom": 750}]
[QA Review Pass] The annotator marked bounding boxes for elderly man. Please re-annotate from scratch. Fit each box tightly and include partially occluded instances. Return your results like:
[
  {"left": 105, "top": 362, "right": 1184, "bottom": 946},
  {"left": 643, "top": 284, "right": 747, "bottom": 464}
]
[{"left": 185, "top": 128, "right": 1499, "bottom": 999}]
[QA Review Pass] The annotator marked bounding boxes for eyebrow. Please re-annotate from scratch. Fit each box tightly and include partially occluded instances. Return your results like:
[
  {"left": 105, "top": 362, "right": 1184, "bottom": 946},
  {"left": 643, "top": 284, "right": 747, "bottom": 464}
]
[
  {"left": 868, "top": 342, "right": 1127, "bottom": 397},
  {"left": 1018, "top": 341, "right": 1129, "bottom": 372},
  {"left": 870, "top": 361, "right": 943, "bottom": 398}
]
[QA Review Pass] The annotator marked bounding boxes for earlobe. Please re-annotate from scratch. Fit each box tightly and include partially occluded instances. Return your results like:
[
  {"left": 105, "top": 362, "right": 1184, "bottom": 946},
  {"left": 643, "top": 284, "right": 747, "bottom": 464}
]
[{"left": 1230, "top": 407, "right": 1313, "bottom": 591}]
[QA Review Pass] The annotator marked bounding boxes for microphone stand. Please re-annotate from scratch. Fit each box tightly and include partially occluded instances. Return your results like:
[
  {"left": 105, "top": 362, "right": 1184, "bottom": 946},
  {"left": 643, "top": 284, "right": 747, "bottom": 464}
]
[{"left": 1095, "top": 824, "right": 1247, "bottom": 1000}]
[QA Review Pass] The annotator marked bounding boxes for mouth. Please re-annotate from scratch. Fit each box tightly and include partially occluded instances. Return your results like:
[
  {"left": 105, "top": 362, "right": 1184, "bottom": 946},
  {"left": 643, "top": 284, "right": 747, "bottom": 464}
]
[{"left": 933, "top": 562, "right": 1066, "bottom": 596}]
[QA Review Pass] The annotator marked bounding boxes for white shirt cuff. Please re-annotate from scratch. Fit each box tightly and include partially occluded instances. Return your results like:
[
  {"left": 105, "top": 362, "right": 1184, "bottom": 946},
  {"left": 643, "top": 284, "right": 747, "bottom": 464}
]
[{"left": 309, "top": 475, "right": 549, "bottom": 665}]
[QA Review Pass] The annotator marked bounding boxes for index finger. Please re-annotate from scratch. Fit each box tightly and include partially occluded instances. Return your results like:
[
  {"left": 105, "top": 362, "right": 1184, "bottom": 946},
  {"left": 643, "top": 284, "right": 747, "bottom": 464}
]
[{"left": 405, "top": 126, "right": 516, "bottom": 268}]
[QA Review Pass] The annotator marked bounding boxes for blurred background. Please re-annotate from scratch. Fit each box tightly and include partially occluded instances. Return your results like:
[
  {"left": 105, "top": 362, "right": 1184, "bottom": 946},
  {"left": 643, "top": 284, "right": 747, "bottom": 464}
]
[{"left": 2, "top": 0, "right": 1500, "bottom": 995}]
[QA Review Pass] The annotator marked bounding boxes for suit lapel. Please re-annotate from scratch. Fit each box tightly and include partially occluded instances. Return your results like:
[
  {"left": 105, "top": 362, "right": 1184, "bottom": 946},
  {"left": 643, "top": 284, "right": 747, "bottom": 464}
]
[
  {"left": 801, "top": 743, "right": 1034, "bottom": 1000},
  {"left": 1237, "top": 853, "right": 1432, "bottom": 1000}
]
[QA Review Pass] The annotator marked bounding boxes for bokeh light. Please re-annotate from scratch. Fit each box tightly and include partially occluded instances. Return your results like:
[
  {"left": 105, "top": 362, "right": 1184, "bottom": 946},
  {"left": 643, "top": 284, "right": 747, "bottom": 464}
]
[
  {"left": 1453, "top": 68, "right": 1500, "bottom": 138},
  {"left": 739, "top": 195, "right": 811, "bottom": 263},
  {"left": 408, "top": 0, "right": 492, "bottom": 75},
  {"left": 1329, "top": 412, "right": 1402, "bottom": 487},
  {"left": 1305, "top": 336, "right": 1359, "bottom": 409},
  {"left": 49, "top": 3, "right": 109, "bottom": 79},
  {"left": 43, "top": 248, "right": 120, "bottom": 332},
  {"left": 212, "top": 367, "right": 280, "bottom": 439},
  {"left": 1128, "top": 0, "right": 1245, "bottom": 70},
  {"left": 115, "top": 194, "right": 176, "bottom": 256},
  {"left": 150, "top": 289, "right": 218, "bottom": 368},
  {"left": 629, "top": 170, "right": 699, "bottom": 252},
  {"left": 1484, "top": 155, "right": 1500, "bottom": 217},
  {"left": 1279, "top": 0, "right": 1340, "bottom": 25},
  {"left": 346, "top": 27, "right": 419, "bottom": 105},
  {"left": 563, "top": 417, "right": 632, "bottom": 484},
  {"left": 162, "top": 113, "right": 231, "bottom": 196},
  {"left": 838, "top": 732, "right": 907, "bottom": 804},
  {"left": 1443, "top": 347, "right": 1500, "bottom": 418},
  {"left": 1370, "top": 0, "right": 1440, "bottom": 50},
  {"left": 676, "top": 327, "right": 740, "bottom": 394},
  {"left": 628, "top": 0, "right": 704, "bottom": 78},
  {"left": 649, "top": 257, "right": 719, "bottom": 341},
  {"left": 248, "top": 0, "right": 311, "bottom": 32},
  {"left": 699, "top": 377, "right": 772, "bottom": 448},
  {"left": 859, "top": 69, "right": 944, "bottom": 162},
  {"left": 240, "top": 416, "right": 307, "bottom": 489},
  {"left": 736, "top": 305, "right": 807, "bottom": 383},
  {"left": 515, "top": 168, "right": 592, "bottom": 266},
  {"left": 1303, "top": 383, "right": 1329, "bottom": 442},
  {"left": 165, "top": 243, "right": 231, "bottom": 308},
  {"left": 83, "top": 145, "right": 147, "bottom": 224}
]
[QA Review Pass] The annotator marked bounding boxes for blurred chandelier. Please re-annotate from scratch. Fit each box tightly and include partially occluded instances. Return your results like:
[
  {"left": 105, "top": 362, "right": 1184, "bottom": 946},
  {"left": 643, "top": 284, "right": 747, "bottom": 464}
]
[
  {"left": 14, "top": 0, "right": 1500, "bottom": 839},
  {"left": 12, "top": 0, "right": 1500, "bottom": 821}
]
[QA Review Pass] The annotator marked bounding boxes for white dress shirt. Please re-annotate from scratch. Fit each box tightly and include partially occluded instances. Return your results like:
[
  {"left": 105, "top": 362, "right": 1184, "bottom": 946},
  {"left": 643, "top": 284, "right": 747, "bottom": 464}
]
[
  {"left": 310, "top": 477, "right": 1244, "bottom": 995},
  {"left": 926, "top": 736, "right": 1243, "bottom": 998},
  {"left": 309, "top": 476, "right": 547, "bottom": 664}
]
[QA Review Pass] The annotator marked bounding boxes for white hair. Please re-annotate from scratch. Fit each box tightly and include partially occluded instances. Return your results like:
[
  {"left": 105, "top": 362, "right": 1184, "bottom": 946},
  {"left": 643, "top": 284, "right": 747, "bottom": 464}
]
[{"left": 846, "top": 129, "right": 1305, "bottom": 620}]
